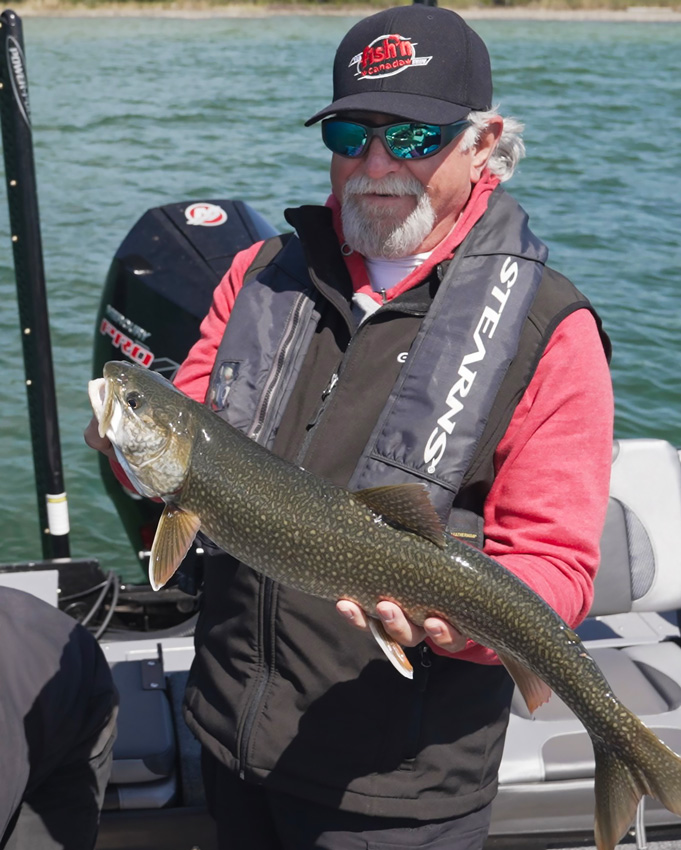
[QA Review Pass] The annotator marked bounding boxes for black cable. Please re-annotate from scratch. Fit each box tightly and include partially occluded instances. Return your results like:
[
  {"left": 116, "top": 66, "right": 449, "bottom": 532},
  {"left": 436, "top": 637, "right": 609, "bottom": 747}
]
[
  {"left": 59, "top": 579, "right": 110, "bottom": 603},
  {"left": 62, "top": 570, "right": 199, "bottom": 641},
  {"left": 93, "top": 572, "right": 121, "bottom": 639},
  {"left": 102, "top": 613, "right": 199, "bottom": 642},
  {"left": 80, "top": 571, "right": 115, "bottom": 628}
]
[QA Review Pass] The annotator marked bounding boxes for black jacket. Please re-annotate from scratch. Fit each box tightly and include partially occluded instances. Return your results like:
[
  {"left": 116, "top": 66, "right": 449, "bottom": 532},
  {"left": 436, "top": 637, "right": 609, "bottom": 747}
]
[{"left": 183, "top": 188, "right": 609, "bottom": 819}]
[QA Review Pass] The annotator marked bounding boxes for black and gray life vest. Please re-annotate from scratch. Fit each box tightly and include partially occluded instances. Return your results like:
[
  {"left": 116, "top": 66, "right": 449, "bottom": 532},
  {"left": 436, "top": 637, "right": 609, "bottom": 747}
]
[{"left": 207, "top": 188, "right": 607, "bottom": 523}]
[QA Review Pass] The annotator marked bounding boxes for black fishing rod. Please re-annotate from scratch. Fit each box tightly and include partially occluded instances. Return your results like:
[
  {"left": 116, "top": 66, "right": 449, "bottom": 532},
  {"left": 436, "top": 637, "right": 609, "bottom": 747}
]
[{"left": 0, "top": 9, "right": 70, "bottom": 559}]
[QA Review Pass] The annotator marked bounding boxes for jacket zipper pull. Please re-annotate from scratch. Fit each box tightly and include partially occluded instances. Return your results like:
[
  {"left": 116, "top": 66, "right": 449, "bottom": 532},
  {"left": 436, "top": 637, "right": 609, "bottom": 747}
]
[
  {"left": 322, "top": 372, "right": 339, "bottom": 400},
  {"left": 418, "top": 644, "right": 432, "bottom": 692},
  {"left": 380, "top": 288, "right": 387, "bottom": 304},
  {"left": 305, "top": 372, "right": 339, "bottom": 435}
]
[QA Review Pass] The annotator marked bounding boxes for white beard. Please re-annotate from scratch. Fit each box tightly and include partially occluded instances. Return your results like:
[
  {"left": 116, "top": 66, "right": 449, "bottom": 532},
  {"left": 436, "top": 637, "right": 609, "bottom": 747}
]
[{"left": 341, "top": 173, "right": 436, "bottom": 259}]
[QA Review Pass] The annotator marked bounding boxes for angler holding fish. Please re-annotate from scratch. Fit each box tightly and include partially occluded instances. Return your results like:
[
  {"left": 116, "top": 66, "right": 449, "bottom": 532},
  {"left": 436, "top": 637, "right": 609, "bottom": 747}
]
[{"left": 84, "top": 6, "right": 669, "bottom": 850}]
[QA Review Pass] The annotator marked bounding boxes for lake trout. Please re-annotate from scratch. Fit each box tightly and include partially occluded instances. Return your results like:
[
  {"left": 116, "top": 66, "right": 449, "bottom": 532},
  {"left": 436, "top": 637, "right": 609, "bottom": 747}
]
[{"left": 89, "top": 360, "right": 681, "bottom": 849}]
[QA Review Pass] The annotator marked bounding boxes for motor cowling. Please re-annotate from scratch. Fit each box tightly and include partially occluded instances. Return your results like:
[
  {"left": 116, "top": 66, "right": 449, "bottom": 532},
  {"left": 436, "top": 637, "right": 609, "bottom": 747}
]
[{"left": 93, "top": 199, "right": 277, "bottom": 578}]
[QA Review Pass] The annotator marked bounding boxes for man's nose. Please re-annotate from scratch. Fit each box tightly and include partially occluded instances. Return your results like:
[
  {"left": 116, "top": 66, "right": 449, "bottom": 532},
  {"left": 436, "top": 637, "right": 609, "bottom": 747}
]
[{"left": 361, "top": 136, "right": 402, "bottom": 179}]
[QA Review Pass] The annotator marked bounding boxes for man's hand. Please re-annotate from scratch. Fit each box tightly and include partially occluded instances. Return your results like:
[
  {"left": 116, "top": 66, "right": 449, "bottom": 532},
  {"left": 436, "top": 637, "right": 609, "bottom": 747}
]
[
  {"left": 336, "top": 599, "right": 468, "bottom": 654},
  {"left": 84, "top": 415, "right": 115, "bottom": 459}
]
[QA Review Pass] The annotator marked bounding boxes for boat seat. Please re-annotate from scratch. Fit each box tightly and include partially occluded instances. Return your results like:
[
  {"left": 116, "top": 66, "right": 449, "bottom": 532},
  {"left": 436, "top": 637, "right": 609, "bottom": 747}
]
[
  {"left": 103, "top": 657, "right": 178, "bottom": 811},
  {"left": 490, "top": 438, "right": 681, "bottom": 843}
]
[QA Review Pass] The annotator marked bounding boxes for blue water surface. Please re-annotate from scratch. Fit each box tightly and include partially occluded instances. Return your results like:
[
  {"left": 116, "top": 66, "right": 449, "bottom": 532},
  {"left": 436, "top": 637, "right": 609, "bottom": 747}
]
[{"left": 0, "top": 15, "right": 679, "bottom": 578}]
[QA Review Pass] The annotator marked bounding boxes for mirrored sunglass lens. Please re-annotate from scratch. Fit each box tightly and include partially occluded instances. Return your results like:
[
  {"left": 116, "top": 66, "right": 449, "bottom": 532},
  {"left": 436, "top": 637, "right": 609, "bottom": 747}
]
[
  {"left": 385, "top": 124, "right": 442, "bottom": 159},
  {"left": 323, "top": 122, "right": 368, "bottom": 157}
]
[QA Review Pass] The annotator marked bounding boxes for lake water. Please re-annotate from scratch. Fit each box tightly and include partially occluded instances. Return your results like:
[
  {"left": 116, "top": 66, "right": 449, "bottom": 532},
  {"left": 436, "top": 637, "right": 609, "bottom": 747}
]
[{"left": 0, "top": 13, "right": 679, "bottom": 580}]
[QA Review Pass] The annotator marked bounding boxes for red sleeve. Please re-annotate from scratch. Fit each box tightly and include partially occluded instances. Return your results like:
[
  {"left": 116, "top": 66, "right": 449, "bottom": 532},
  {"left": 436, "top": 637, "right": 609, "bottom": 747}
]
[
  {"left": 173, "top": 240, "right": 265, "bottom": 403},
  {"left": 428, "top": 308, "right": 614, "bottom": 664}
]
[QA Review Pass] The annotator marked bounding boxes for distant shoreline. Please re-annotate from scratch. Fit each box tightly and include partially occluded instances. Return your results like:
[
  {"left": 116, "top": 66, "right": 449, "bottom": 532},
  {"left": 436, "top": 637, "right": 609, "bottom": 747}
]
[{"left": 12, "top": 1, "right": 681, "bottom": 20}]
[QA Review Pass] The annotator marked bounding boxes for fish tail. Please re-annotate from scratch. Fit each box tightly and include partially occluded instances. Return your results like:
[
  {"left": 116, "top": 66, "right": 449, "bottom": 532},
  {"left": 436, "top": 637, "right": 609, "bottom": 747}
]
[{"left": 594, "top": 721, "right": 681, "bottom": 850}]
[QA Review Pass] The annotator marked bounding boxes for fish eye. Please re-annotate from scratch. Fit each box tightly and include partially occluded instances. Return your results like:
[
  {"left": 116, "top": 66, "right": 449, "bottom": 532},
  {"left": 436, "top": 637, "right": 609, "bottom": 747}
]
[{"left": 126, "top": 391, "right": 142, "bottom": 410}]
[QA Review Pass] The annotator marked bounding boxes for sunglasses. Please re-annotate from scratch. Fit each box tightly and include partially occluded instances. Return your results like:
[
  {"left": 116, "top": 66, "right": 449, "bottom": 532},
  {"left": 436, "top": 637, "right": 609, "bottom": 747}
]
[{"left": 321, "top": 118, "right": 470, "bottom": 161}]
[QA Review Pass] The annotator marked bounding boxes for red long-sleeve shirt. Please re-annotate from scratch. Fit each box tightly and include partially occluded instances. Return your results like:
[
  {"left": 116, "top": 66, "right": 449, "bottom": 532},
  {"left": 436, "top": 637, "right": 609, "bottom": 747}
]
[{"left": 174, "top": 178, "right": 614, "bottom": 665}]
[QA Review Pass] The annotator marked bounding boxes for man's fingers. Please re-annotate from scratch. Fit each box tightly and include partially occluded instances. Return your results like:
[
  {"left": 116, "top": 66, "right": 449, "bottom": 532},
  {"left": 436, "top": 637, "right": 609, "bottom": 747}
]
[
  {"left": 337, "top": 600, "right": 424, "bottom": 647},
  {"left": 336, "top": 601, "right": 469, "bottom": 654},
  {"left": 375, "top": 601, "right": 424, "bottom": 647},
  {"left": 423, "top": 617, "right": 468, "bottom": 653},
  {"left": 336, "top": 600, "right": 369, "bottom": 630}
]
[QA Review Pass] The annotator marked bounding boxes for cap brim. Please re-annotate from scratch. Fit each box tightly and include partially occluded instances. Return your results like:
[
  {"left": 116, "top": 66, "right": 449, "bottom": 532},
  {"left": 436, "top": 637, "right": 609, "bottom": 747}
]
[{"left": 305, "top": 92, "right": 472, "bottom": 127}]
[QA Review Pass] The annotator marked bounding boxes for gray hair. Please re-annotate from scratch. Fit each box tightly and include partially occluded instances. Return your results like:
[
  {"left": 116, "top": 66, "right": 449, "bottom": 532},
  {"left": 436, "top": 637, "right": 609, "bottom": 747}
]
[{"left": 461, "top": 107, "right": 525, "bottom": 183}]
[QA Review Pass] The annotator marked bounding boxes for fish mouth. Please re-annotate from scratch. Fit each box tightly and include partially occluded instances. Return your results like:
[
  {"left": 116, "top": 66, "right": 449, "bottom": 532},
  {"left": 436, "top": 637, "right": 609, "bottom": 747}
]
[{"left": 88, "top": 377, "right": 115, "bottom": 439}]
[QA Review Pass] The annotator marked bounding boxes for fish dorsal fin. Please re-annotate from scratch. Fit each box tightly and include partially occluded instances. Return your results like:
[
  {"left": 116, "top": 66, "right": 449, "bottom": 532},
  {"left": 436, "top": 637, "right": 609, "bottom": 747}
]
[
  {"left": 369, "top": 618, "right": 414, "bottom": 679},
  {"left": 149, "top": 504, "right": 201, "bottom": 591},
  {"left": 497, "top": 650, "right": 552, "bottom": 714},
  {"left": 354, "top": 484, "right": 445, "bottom": 548}
]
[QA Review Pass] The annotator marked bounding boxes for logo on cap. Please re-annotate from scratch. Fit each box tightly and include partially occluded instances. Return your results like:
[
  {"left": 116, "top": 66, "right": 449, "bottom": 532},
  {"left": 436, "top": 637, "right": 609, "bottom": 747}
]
[{"left": 350, "top": 33, "right": 431, "bottom": 80}]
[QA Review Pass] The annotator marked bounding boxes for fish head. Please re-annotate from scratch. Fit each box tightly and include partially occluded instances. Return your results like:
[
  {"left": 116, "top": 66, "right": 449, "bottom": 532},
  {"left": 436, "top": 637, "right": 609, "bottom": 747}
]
[{"left": 88, "top": 361, "right": 195, "bottom": 500}]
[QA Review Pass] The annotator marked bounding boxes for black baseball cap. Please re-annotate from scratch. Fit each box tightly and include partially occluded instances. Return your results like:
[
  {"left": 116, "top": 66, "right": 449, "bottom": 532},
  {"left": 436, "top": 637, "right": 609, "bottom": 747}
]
[{"left": 305, "top": 5, "right": 493, "bottom": 127}]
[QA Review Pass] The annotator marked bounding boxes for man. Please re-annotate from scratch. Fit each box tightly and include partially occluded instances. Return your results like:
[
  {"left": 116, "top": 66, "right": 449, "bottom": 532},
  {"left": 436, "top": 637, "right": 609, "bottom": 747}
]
[
  {"left": 86, "top": 5, "right": 613, "bottom": 848},
  {"left": 0, "top": 587, "right": 117, "bottom": 850}
]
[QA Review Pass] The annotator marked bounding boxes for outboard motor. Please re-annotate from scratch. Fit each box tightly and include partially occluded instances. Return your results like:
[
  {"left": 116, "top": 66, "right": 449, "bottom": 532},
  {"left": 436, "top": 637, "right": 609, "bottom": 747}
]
[{"left": 93, "top": 199, "right": 277, "bottom": 579}]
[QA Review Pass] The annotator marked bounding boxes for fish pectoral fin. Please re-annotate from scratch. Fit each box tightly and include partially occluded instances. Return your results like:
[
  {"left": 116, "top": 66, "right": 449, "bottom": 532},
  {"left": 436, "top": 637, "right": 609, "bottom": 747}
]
[
  {"left": 497, "top": 651, "right": 552, "bottom": 714},
  {"left": 149, "top": 504, "right": 201, "bottom": 591},
  {"left": 354, "top": 484, "right": 445, "bottom": 548},
  {"left": 369, "top": 618, "right": 414, "bottom": 679}
]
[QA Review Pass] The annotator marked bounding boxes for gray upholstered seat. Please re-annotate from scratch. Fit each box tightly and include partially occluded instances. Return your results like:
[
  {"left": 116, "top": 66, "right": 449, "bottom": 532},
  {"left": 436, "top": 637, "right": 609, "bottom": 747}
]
[
  {"left": 104, "top": 658, "right": 178, "bottom": 811},
  {"left": 489, "top": 439, "right": 681, "bottom": 845}
]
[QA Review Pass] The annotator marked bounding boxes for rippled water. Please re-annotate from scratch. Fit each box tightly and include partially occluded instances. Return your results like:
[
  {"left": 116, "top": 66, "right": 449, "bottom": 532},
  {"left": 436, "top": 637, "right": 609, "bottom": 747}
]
[{"left": 0, "top": 14, "right": 679, "bottom": 579}]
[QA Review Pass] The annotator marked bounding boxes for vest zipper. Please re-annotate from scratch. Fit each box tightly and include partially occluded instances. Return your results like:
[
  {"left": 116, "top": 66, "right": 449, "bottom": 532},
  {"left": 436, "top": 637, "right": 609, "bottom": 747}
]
[
  {"left": 240, "top": 291, "right": 310, "bottom": 776},
  {"left": 312, "top": 371, "right": 339, "bottom": 428},
  {"left": 297, "top": 302, "right": 413, "bottom": 462},
  {"left": 248, "top": 291, "right": 309, "bottom": 443},
  {"left": 238, "top": 301, "right": 428, "bottom": 775},
  {"left": 295, "top": 369, "right": 340, "bottom": 464},
  {"left": 324, "top": 371, "right": 340, "bottom": 398}
]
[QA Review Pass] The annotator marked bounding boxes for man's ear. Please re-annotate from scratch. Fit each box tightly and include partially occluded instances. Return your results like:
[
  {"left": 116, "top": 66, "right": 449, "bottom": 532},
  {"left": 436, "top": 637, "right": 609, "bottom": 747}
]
[{"left": 471, "top": 116, "right": 504, "bottom": 183}]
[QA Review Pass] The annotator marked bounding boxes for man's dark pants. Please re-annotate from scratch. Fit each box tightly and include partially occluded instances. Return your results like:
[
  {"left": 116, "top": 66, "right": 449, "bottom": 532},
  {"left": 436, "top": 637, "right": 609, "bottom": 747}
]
[{"left": 202, "top": 748, "right": 492, "bottom": 850}]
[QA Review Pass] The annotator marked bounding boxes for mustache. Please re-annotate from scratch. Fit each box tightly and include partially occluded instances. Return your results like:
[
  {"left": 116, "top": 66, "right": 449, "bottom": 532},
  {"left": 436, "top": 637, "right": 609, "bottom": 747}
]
[{"left": 343, "top": 173, "right": 425, "bottom": 199}]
